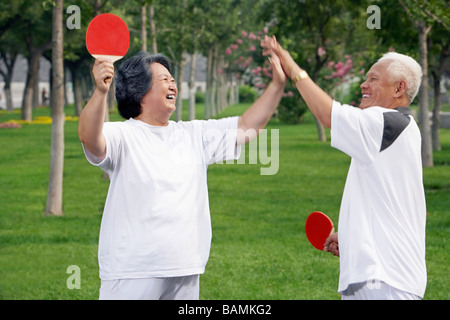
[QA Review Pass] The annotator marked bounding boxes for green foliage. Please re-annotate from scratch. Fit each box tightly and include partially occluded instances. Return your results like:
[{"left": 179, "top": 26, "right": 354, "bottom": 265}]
[
  {"left": 340, "top": 81, "right": 363, "bottom": 107},
  {"left": 238, "top": 85, "right": 257, "bottom": 103},
  {"left": 277, "top": 86, "right": 307, "bottom": 125},
  {"left": 195, "top": 91, "right": 205, "bottom": 104}
]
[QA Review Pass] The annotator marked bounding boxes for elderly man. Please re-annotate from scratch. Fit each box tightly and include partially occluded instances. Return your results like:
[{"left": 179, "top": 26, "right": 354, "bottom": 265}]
[
  {"left": 78, "top": 51, "right": 286, "bottom": 300},
  {"left": 263, "top": 36, "right": 427, "bottom": 300}
]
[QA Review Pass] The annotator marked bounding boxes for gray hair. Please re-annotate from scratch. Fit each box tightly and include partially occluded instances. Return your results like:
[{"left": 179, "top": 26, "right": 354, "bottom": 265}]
[
  {"left": 115, "top": 52, "right": 172, "bottom": 119},
  {"left": 377, "top": 52, "right": 422, "bottom": 102}
]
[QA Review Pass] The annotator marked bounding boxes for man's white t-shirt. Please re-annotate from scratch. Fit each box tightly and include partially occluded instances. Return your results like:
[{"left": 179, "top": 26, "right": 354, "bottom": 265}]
[
  {"left": 83, "top": 117, "right": 241, "bottom": 280},
  {"left": 330, "top": 101, "right": 427, "bottom": 298}
]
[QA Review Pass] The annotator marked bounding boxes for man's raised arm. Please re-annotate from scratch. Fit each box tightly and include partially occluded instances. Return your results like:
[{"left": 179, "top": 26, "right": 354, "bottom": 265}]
[{"left": 262, "top": 36, "right": 334, "bottom": 129}]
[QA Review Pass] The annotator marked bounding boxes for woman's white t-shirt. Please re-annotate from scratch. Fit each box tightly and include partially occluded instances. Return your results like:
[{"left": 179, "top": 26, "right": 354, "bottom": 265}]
[{"left": 83, "top": 117, "right": 241, "bottom": 280}]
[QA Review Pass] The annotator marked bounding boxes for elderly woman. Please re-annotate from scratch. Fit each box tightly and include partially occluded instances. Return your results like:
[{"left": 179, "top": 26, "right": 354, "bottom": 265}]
[
  {"left": 263, "top": 36, "right": 427, "bottom": 300},
  {"left": 78, "top": 51, "right": 286, "bottom": 300}
]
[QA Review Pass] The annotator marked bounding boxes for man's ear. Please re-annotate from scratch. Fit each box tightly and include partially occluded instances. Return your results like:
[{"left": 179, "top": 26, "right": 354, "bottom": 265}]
[{"left": 394, "top": 79, "right": 407, "bottom": 98}]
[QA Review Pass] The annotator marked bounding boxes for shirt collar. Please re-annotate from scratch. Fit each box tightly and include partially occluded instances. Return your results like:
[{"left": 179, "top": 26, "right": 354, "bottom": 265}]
[{"left": 395, "top": 107, "right": 412, "bottom": 116}]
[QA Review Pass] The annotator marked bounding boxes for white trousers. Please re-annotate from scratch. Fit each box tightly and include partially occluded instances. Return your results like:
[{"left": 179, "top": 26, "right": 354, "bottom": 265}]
[
  {"left": 99, "top": 275, "right": 200, "bottom": 300},
  {"left": 341, "top": 281, "right": 421, "bottom": 300}
]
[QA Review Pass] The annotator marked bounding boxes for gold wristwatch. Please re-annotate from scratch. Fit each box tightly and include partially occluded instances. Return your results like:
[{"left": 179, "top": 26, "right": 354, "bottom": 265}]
[{"left": 292, "top": 69, "right": 308, "bottom": 84}]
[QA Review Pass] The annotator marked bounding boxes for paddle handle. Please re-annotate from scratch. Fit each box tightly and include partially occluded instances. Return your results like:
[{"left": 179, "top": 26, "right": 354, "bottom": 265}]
[{"left": 91, "top": 54, "right": 121, "bottom": 85}]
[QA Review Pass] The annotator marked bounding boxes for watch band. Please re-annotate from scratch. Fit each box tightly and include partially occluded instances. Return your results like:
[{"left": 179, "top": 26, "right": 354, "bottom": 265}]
[{"left": 292, "top": 70, "right": 308, "bottom": 84}]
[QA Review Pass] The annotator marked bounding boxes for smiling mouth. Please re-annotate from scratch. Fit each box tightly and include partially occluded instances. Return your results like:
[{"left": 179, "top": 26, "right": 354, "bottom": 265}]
[
  {"left": 166, "top": 94, "right": 176, "bottom": 100},
  {"left": 362, "top": 94, "right": 371, "bottom": 99}
]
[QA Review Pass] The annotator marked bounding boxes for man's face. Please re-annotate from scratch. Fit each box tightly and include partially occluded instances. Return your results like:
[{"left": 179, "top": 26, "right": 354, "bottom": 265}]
[
  {"left": 141, "top": 62, "right": 178, "bottom": 116},
  {"left": 359, "top": 60, "right": 397, "bottom": 109}
]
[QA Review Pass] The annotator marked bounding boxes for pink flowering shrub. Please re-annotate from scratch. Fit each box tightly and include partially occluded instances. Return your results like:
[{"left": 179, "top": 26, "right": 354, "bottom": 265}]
[
  {"left": 0, "top": 121, "right": 21, "bottom": 128},
  {"left": 225, "top": 28, "right": 309, "bottom": 123},
  {"left": 278, "top": 84, "right": 307, "bottom": 124},
  {"left": 320, "top": 54, "right": 364, "bottom": 107},
  {"left": 225, "top": 28, "right": 272, "bottom": 97}
]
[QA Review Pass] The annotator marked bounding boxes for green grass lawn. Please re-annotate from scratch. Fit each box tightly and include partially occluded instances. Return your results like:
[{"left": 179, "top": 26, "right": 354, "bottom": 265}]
[{"left": 0, "top": 102, "right": 449, "bottom": 300}]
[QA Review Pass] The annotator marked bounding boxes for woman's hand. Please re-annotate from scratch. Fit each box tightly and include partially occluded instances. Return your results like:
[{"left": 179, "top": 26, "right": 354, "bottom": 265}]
[{"left": 93, "top": 58, "right": 115, "bottom": 94}]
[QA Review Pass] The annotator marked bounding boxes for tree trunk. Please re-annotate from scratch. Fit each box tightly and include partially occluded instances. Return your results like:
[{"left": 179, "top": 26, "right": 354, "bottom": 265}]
[
  {"left": 431, "top": 49, "right": 446, "bottom": 151},
  {"left": 45, "top": 0, "right": 64, "bottom": 216},
  {"left": 175, "top": 53, "right": 186, "bottom": 122},
  {"left": 314, "top": 116, "right": 327, "bottom": 142},
  {"left": 431, "top": 74, "right": 441, "bottom": 151},
  {"left": 148, "top": 4, "right": 157, "bottom": 53},
  {"left": 107, "top": 77, "right": 115, "bottom": 111},
  {"left": 21, "top": 52, "right": 40, "bottom": 121},
  {"left": 71, "top": 67, "right": 83, "bottom": 116},
  {"left": 188, "top": 52, "right": 197, "bottom": 120},
  {"left": 417, "top": 21, "right": 433, "bottom": 167},
  {"left": 217, "top": 55, "right": 227, "bottom": 113},
  {"left": 21, "top": 38, "right": 51, "bottom": 121},
  {"left": 140, "top": 3, "right": 147, "bottom": 52},
  {"left": 211, "top": 43, "right": 219, "bottom": 117},
  {"left": 0, "top": 52, "right": 17, "bottom": 111},
  {"left": 205, "top": 47, "right": 214, "bottom": 119},
  {"left": 228, "top": 73, "right": 236, "bottom": 106},
  {"left": 5, "top": 85, "right": 13, "bottom": 111}
]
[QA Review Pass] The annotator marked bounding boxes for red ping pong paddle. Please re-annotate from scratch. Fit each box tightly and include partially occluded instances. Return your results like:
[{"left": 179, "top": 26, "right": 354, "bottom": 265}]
[
  {"left": 86, "top": 13, "right": 130, "bottom": 82},
  {"left": 305, "top": 211, "right": 335, "bottom": 250}
]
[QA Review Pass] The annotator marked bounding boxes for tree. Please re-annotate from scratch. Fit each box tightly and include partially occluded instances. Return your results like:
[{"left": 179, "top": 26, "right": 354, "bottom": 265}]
[
  {"left": 425, "top": 6, "right": 449, "bottom": 151},
  {"left": 139, "top": 0, "right": 147, "bottom": 51},
  {"left": 195, "top": 0, "right": 248, "bottom": 118},
  {"left": 148, "top": 0, "right": 158, "bottom": 53},
  {"left": 19, "top": 2, "right": 53, "bottom": 121},
  {"left": 0, "top": 1, "right": 27, "bottom": 111},
  {"left": 45, "top": 0, "right": 64, "bottom": 216},
  {"left": 0, "top": 45, "right": 19, "bottom": 111},
  {"left": 430, "top": 32, "right": 449, "bottom": 151},
  {"left": 259, "top": 0, "right": 371, "bottom": 141},
  {"left": 64, "top": 0, "right": 97, "bottom": 116},
  {"left": 188, "top": 52, "right": 197, "bottom": 120},
  {"left": 154, "top": 0, "right": 209, "bottom": 121},
  {"left": 397, "top": 0, "right": 449, "bottom": 167}
]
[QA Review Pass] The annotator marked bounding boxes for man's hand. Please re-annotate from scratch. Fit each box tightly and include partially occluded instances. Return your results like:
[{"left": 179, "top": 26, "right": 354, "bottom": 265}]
[
  {"left": 324, "top": 232, "right": 339, "bottom": 257},
  {"left": 261, "top": 35, "right": 299, "bottom": 81}
]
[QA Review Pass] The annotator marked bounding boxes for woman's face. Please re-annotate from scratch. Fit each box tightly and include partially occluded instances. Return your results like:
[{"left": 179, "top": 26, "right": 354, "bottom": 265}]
[{"left": 139, "top": 62, "right": 178, "bottom": 124}]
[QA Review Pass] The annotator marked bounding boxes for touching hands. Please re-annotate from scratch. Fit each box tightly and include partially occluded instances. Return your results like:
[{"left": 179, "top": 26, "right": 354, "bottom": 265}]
[
  {"left": 261, "top": 35, "right": 300, "bottom": 81},
  {"left": 262, "top": 43, "right": 287, "bottom": 88}
]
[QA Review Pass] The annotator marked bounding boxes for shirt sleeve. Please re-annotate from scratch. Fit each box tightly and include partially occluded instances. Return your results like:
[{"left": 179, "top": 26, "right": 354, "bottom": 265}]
[
  {"left": 201, "top": 116, "right": 242, "bottom": 165},
  {"left": 82, "top": 122, "right": 122, "bottom": 174},
  {"left": 330, "top": 101, "right": 383, "bottom": 164}
]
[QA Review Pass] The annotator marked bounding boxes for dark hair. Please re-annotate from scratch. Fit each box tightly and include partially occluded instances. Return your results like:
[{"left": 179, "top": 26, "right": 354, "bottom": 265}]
[{"left": 115, "top": 52, "right": 172, "bottom": 119}]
